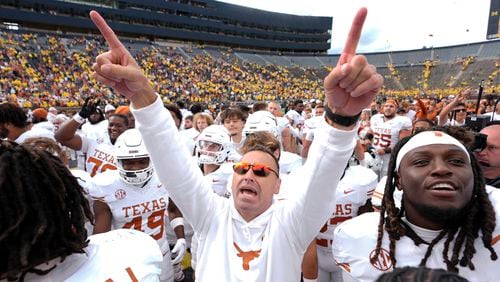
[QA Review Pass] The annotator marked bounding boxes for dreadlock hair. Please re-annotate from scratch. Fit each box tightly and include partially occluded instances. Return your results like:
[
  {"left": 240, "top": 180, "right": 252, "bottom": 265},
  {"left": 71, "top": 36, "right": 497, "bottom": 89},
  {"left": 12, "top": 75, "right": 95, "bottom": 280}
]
[
  {"left": 370, "top": 131, "right": 497, "bottom": 273},
  {"left": 375, "top": 266, "right": 469, "bottom": 282},
  {"left": 0, "top": 140, "right": 93, "bottom": 280}
]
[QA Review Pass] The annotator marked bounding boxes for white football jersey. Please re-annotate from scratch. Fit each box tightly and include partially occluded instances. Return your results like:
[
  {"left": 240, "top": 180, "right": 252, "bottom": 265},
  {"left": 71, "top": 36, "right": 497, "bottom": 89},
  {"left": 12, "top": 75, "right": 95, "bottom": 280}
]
[
  {"left": 15, "top": 124, "right": 55, "bottom": 144},
  {"left": 303, "top": 116, "right": 323, "bottom": 139},
  {"left": 81, "top": 119, "right": 108, "bottom": 136},
  {"left": 370, "top": 114, "right": 412, "bottom": 150},
  {"left": 371, "top": 176, "right": 403, "bottom": 209},
  {"left": 315, "top": 165, "right": 377, "bottom": 281},
  {"left": 279, "top": 151, "right": 303, "bottom": 175},
  {"left": 89, "top": 171, "right": 170, "bottom": 254},
  {"left": 316, "top": 165, "right": 377, "bottom": 245},
  {"left": 71, "top": 169, "right": 94, "bottom": 235},
  {"left": 333, "top": 187, "right": 500, "bottom": 282},
  {"left": 285, "top": 109, "right": 302, "bottom": 125},
  {"left": 202, "top": 162, "right": 233, "bottom": 198},
  {"left": 276, "top": 116, "right": 290, "bottom": 134},
  {"left": 21, "top": 229, "right": 162, "bottom": 282},
  {"left": 80, "top": 130, "right": 117, "bottom": 177}
]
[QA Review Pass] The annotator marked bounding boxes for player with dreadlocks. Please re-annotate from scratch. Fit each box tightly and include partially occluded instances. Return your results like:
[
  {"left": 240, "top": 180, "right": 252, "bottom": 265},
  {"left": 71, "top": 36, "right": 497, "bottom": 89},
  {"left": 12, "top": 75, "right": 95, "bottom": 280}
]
[
  {"left": 333, "top": 130, "right": 499, "bottom": 281},
  {"left": 0, "top": 140, "right": 163, "bottom": 281}
]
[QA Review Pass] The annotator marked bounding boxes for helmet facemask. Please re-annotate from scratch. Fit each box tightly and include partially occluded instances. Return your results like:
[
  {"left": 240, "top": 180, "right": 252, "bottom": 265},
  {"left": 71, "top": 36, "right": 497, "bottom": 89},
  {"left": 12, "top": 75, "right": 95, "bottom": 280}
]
[
  {"left": 195, "top": 125, "right": 231, "bottom": 165},
  {"left": 117, "top": 157, "right": 154, "bottom": 185},
  {"left": 114, "top": 129, "right": 154, "bottom": 186},
  {"left": 197, "top": 140, "right": 226, "bottom": 164}
]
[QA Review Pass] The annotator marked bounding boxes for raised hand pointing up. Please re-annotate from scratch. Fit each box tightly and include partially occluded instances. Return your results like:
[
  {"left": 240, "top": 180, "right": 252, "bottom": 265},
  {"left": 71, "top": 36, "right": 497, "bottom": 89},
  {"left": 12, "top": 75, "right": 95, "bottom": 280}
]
[
  {"left": 90, "top": 8, "right": 382, "bottom": 116},
  {"left": 324, "top": 8, "right": 383, "bottom": 117},
  {"left": 90, "top": 10, "right": 157, "bottom": 108}
]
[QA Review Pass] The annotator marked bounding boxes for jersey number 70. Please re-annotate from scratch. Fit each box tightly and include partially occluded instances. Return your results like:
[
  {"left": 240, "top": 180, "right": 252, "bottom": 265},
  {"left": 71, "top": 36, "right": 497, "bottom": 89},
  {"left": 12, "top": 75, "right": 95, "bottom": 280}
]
[{"left": 87, "top": 156, "right": 117, "bottom": 177}]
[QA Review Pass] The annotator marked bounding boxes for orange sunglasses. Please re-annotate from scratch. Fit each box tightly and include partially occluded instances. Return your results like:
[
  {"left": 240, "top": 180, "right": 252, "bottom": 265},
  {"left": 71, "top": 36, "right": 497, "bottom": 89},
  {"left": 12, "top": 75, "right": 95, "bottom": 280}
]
[{"left": 233, "top": 162, "right": 279, "bottom": 177}]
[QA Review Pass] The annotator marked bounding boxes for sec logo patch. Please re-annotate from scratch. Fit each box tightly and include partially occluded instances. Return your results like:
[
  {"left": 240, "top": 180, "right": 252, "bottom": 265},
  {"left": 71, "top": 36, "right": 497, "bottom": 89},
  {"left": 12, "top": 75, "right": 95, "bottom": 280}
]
[
  {"left": 369, "top": 248, "right": 393, "bottom": 271},
  {"left": 115, "top": 189, "right": 127, "bottom": 200}
]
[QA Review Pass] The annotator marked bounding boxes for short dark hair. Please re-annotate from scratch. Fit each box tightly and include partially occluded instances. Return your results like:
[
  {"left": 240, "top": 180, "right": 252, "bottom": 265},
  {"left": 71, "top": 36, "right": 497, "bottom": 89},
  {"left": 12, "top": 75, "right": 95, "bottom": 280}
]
[
  {"left": 165, "top": 104, "right": 183, "bottom": 129},
  {"left": 176, "top": 100, "right": 186, "bottom": 109},
  {"left": 0, "top": 103, "right": 29, "bottom": 128},
  {"left": 252, "top": 102, "right": 268, "bottom": 112},
  {"left": 294, "top": 99, "right": 304, "bottom": 106},
  {"left": 190, "top": 103, "right": 203, "bottom": 115},
  {"left": 221, "top": 108, "right": 246, "bottom": 123},
  {"left": 109, "top": 114, "right": 129, "bottom": 127}
]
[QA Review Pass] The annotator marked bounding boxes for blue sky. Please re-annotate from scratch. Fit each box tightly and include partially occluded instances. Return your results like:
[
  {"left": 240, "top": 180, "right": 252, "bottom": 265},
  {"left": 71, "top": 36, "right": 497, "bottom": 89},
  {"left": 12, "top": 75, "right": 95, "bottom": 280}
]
[{"left": 218, "top": 0, "right": 496, "bottom": 54}]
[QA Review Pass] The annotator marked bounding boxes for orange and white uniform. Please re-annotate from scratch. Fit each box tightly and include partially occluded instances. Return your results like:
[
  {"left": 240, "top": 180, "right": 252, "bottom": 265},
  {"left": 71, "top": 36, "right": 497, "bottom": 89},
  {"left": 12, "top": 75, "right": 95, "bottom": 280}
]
[
  {"left": 89, "top": 170, "right": 173, "bottom": 282},
  {"left": 333, "top": 186, "right": 500, "bottom": 282},
  {"left": 21, "top": 229, "right": 162, "bottom": 282},
  {"left": 80, "top": 130, "right": 117, "bottom": 177},
  {"left": 316, "top": 165, "right": 377, "bottom": 282},
  {"left": 370, "top": 114, "right": 412, "bottom": 177}
]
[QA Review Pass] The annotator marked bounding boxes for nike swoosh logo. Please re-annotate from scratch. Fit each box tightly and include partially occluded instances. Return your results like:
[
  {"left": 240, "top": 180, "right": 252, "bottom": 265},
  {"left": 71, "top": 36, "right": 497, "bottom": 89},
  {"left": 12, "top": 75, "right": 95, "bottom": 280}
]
[{"left": 344, "top": 190, "right": 354, "bottom": 194}]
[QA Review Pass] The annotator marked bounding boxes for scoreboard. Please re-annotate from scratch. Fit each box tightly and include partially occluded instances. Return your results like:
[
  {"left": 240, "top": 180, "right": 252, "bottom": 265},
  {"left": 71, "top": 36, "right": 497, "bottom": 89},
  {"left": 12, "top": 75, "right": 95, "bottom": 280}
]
[{"left": 487, "top": 0, "right": 500, "bottom": 39}]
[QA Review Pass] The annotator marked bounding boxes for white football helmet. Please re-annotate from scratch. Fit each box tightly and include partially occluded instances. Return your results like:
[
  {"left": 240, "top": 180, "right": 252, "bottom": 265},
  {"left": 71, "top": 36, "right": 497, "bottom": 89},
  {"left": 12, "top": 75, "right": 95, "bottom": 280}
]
[
  {"left": 243, "top": 110, "right": 279, "bottom": 138},
  {"left": 195, "top": 125, "right": 231, "bottom": 165},
  {"left": 114, "top": 129, "right": 154, "bottom": 185}
]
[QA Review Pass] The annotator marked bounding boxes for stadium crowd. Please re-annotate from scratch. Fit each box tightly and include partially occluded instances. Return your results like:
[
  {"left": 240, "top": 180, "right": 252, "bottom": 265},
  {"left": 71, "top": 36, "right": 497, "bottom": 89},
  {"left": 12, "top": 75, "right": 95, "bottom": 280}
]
[
  {"left": 1, "top": 8, "right": 500, "bottom": 282},
  {"left": 0, "top": 29, "right": 325, "bottom": 111}
]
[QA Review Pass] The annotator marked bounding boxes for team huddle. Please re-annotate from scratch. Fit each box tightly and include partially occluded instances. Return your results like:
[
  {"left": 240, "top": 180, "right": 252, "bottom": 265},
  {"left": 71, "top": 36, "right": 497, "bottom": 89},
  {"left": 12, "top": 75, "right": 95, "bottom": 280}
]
[{"left": 1, "top": 8, "right": 499, "bottom": 282}]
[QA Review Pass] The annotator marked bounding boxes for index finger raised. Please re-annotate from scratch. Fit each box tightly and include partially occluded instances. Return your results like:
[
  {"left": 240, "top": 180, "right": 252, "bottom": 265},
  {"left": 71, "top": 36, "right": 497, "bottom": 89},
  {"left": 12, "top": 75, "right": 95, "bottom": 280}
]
[
  {"left": 338, "top": 7, "right": 367, "bottom": 65},
  {"left": 90, "top": 10, "right": 124, "bottom": 50}
]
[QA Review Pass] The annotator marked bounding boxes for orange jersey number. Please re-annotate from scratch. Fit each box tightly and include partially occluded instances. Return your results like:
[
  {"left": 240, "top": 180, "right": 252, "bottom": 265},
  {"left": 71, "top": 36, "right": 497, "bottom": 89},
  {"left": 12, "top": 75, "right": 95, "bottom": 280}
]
[
  {"left": 87, "top": 156, "right": 117, "bottom": 177},
  {"left": 105, "top": 267, "right": 139, "bottom": 282},
  {"left": 373, "top": 133, "right": 391, "bottom": 148},
  {"left": 122, "top": 209, "right": 165, "bottom": 240}
]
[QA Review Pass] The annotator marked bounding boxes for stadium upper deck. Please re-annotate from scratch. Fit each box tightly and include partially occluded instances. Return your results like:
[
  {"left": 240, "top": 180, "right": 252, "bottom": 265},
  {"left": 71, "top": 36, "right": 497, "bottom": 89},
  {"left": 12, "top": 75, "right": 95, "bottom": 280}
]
[{"left": 0, "top": 0, "right": 332, "bottom": 53}]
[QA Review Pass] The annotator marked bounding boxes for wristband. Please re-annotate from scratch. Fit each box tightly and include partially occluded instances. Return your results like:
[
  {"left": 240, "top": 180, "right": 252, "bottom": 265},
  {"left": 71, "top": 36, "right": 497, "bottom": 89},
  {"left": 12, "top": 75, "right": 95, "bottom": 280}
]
[
  {"left": 325, "top": 106, "right": 361, "bottom": 127},
  {"left": 170, "top": 217, "right": 184, "bottom": 229},
  {"left": 73, "top": 113, "right": 86, "bottom": 124},
  {"left": 384, "top": 147, "right": 392, "bottom": 154}
]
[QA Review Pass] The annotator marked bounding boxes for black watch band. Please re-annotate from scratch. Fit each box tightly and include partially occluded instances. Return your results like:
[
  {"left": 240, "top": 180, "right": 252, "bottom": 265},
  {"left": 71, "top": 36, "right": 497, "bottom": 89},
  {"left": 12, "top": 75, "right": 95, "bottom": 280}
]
[{"left": 325, "top": 106, "right": 361, "bottom": 127}]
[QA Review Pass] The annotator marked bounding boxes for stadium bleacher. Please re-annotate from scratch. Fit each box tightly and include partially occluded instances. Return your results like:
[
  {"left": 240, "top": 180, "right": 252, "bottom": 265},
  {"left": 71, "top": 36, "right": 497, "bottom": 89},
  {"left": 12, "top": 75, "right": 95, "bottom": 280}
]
[{"left": 1, "top": 27, "right": 498, "bottom": 109}]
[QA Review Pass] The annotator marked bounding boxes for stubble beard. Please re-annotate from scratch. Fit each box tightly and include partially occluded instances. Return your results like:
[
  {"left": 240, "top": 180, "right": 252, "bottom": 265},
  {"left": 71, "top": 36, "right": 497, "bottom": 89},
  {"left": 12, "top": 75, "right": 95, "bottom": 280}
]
[{"left": 413, "top": 201, "right": 469, "bottom": 228}]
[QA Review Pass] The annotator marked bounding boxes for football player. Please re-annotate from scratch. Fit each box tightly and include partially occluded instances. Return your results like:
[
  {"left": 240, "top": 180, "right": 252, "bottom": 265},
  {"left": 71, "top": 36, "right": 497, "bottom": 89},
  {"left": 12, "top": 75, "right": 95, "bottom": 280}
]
[
  {"left": 370, "top": 99, "right": 412, "bottom": 178},
  {"left": 333, "top": 131, "right": 499, "bottom": 281},
  {"left": 0, "top": 140, "right": 162, "bottom": 281},
  {"left": 55, "top": 100, "right": 128, "bottom": 177},
  {"left": 91, "top": 129, "right": 183, "bottom": 282}
]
